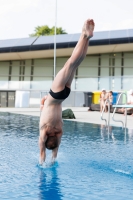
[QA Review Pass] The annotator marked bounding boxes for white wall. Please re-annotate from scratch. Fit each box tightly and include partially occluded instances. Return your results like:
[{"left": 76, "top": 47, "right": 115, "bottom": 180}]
[{"left": 0, "top": 52, "right": 133, "bottom": 92}]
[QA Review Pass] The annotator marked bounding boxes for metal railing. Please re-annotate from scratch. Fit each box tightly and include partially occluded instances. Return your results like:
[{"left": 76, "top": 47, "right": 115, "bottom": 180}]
[
  {"left": 101, "top": 92, "right": 128, "bottom": 129},
  {"left": 101, "top": 99, "right": 111, "bottom": 127},
  {"left": 112, "top": 92, "right": 127, "bottom": 128}
]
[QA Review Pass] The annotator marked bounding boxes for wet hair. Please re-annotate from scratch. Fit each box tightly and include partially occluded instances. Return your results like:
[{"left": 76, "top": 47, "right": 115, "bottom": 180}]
[{"left": 45, "top": 136, "right": 58, "bottom": 150}]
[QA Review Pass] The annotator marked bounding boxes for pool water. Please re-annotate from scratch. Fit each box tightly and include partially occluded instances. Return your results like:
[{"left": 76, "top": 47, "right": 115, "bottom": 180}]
[{"left": 0, "top": 112, "right": 133, "bottom": 200}]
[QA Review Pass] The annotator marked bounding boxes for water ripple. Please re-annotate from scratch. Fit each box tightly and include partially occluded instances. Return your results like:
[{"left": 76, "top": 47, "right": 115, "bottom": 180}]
[{"left": 0, "top": 112, "right": 133, "bottom": 199}]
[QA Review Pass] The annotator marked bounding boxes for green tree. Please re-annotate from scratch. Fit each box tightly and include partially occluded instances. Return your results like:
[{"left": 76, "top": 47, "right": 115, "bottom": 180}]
[{"left": 29, "top": 25, "right": 67, "bottom": 37}]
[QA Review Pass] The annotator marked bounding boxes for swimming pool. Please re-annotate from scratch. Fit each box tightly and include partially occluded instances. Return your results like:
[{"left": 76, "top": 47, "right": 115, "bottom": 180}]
[{"left": 0, "top": 112, "right": 133, "bottom": 200}]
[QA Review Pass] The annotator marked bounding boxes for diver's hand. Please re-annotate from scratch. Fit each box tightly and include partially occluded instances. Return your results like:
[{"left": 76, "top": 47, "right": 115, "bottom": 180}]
[
  {"left": 40, "top": 95, "right": 47, "bottom": 111},
  {"left": 40, "top": 104, "right": 44, "bottom": 111},
  {"left": 51, "top": 157, "right": 56, "bottom": 165}
]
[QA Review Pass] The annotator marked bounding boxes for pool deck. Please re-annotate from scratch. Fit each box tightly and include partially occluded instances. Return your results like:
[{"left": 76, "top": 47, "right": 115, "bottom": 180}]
[{"left": 0, "top": 107, "right": 133, "bottom": 129}]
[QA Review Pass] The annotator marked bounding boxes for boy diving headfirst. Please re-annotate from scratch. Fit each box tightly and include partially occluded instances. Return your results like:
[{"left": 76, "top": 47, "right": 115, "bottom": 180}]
[{"left": 39, "top": 19, "right": 95, "bottom": 164}]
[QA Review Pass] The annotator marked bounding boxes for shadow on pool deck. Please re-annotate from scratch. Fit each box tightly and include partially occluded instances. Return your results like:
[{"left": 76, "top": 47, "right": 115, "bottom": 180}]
[{"left": 0, "top": 107, "right": 133, "bottom": 129}]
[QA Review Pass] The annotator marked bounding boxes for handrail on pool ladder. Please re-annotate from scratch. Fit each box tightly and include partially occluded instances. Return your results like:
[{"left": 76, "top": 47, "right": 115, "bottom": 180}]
[
  {"left": 101, "top": 92, "right": 127, "bottom": 129},
  {"left": 112, "top": 92, "right": 127, "bottom": 129},
  {"left": 101, "top": 99, "right": 111, "bottom": 127}
]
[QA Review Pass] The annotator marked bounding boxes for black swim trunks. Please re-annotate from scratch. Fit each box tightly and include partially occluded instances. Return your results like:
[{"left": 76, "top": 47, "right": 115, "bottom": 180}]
[{"left": 49, "top": 86, "right": 70, "bottom": 100}]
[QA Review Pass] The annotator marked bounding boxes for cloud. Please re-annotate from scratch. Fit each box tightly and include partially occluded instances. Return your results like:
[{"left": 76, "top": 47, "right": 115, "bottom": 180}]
[
  {"left": 95, "top": 19, "right": 133, "bottom": 32},
  {"left": 117, "top": 19, "right": 133, "bottom": 30},
  {"left": 0, "top": 0, "right": 40, "bottom": 15},
  {"left": 96, "top": 22, "right": 112, "bottom": 31}
]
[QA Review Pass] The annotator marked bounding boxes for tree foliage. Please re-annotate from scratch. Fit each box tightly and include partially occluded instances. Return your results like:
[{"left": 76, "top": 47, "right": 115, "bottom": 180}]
[{"left": 29, "top": 25, "right": 67, "bottom": 37}]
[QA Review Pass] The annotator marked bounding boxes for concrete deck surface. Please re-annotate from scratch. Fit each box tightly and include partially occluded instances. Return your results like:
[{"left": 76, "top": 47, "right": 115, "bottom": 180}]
[{"left": 0, "top": 107, "right": 133, "bottom": 129}]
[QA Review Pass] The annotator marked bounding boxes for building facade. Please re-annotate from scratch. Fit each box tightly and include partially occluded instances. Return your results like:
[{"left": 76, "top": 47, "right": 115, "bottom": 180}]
[{"left": 0, "top": 29, "right": 133, "bottom": 107}]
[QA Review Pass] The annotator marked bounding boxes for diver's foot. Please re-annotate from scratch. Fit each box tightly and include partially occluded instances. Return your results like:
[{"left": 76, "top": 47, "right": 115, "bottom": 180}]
[{"left": 82, "top": 19, "right": 95, "bottom": 39}]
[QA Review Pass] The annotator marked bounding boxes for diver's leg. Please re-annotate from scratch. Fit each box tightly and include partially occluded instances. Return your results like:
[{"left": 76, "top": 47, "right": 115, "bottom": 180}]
[
  {"left": 51, "top": 19, "right": 95, "bottom": 92},
  {"left": 65, "top": 40, "right": 89, "bottom": 87}
]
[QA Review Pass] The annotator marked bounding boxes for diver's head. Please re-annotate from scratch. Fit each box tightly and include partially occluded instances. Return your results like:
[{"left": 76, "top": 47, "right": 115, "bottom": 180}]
[{"left": 45, "top": 135, "right": 58, "bottom": 150}]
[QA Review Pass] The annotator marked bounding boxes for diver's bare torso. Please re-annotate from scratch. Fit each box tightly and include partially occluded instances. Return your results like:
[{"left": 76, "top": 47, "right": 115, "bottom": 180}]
[
  {"left": 39, "top": 94, "right": 63, "bottom": 164},
  {"left": 40, "top": 94, "right": 63, "bottom": 133},
  {"left": 39, "top": 19, "right": 95, "bottom": 164}
]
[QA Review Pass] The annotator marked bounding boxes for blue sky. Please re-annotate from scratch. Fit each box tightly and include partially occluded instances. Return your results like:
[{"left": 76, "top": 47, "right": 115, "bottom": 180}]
[{"left": 0, "top": 0, "right": 133, "bottom": 40}]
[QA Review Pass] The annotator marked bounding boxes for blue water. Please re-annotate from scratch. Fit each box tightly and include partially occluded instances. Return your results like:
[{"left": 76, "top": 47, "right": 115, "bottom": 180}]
[{"left": 0, "top": 112, "right": 133, "bottom": 200}]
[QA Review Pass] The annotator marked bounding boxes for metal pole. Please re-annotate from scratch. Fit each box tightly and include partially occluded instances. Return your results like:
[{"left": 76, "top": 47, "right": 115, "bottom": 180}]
[
  {"left": 101, "top": 100, "right": 107, "bottom": 127},
  {"left": 112, "top": 93, "right": 124, "bottom": 128},
  {"left": 124, "top": 93, "right": 127, "bottom": 129},
  {"left": 108, "top": 100, "right": 110, "bottom": 128},
  {"left": 54, "top": 0, "right": 57, "bottom": 79}
]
